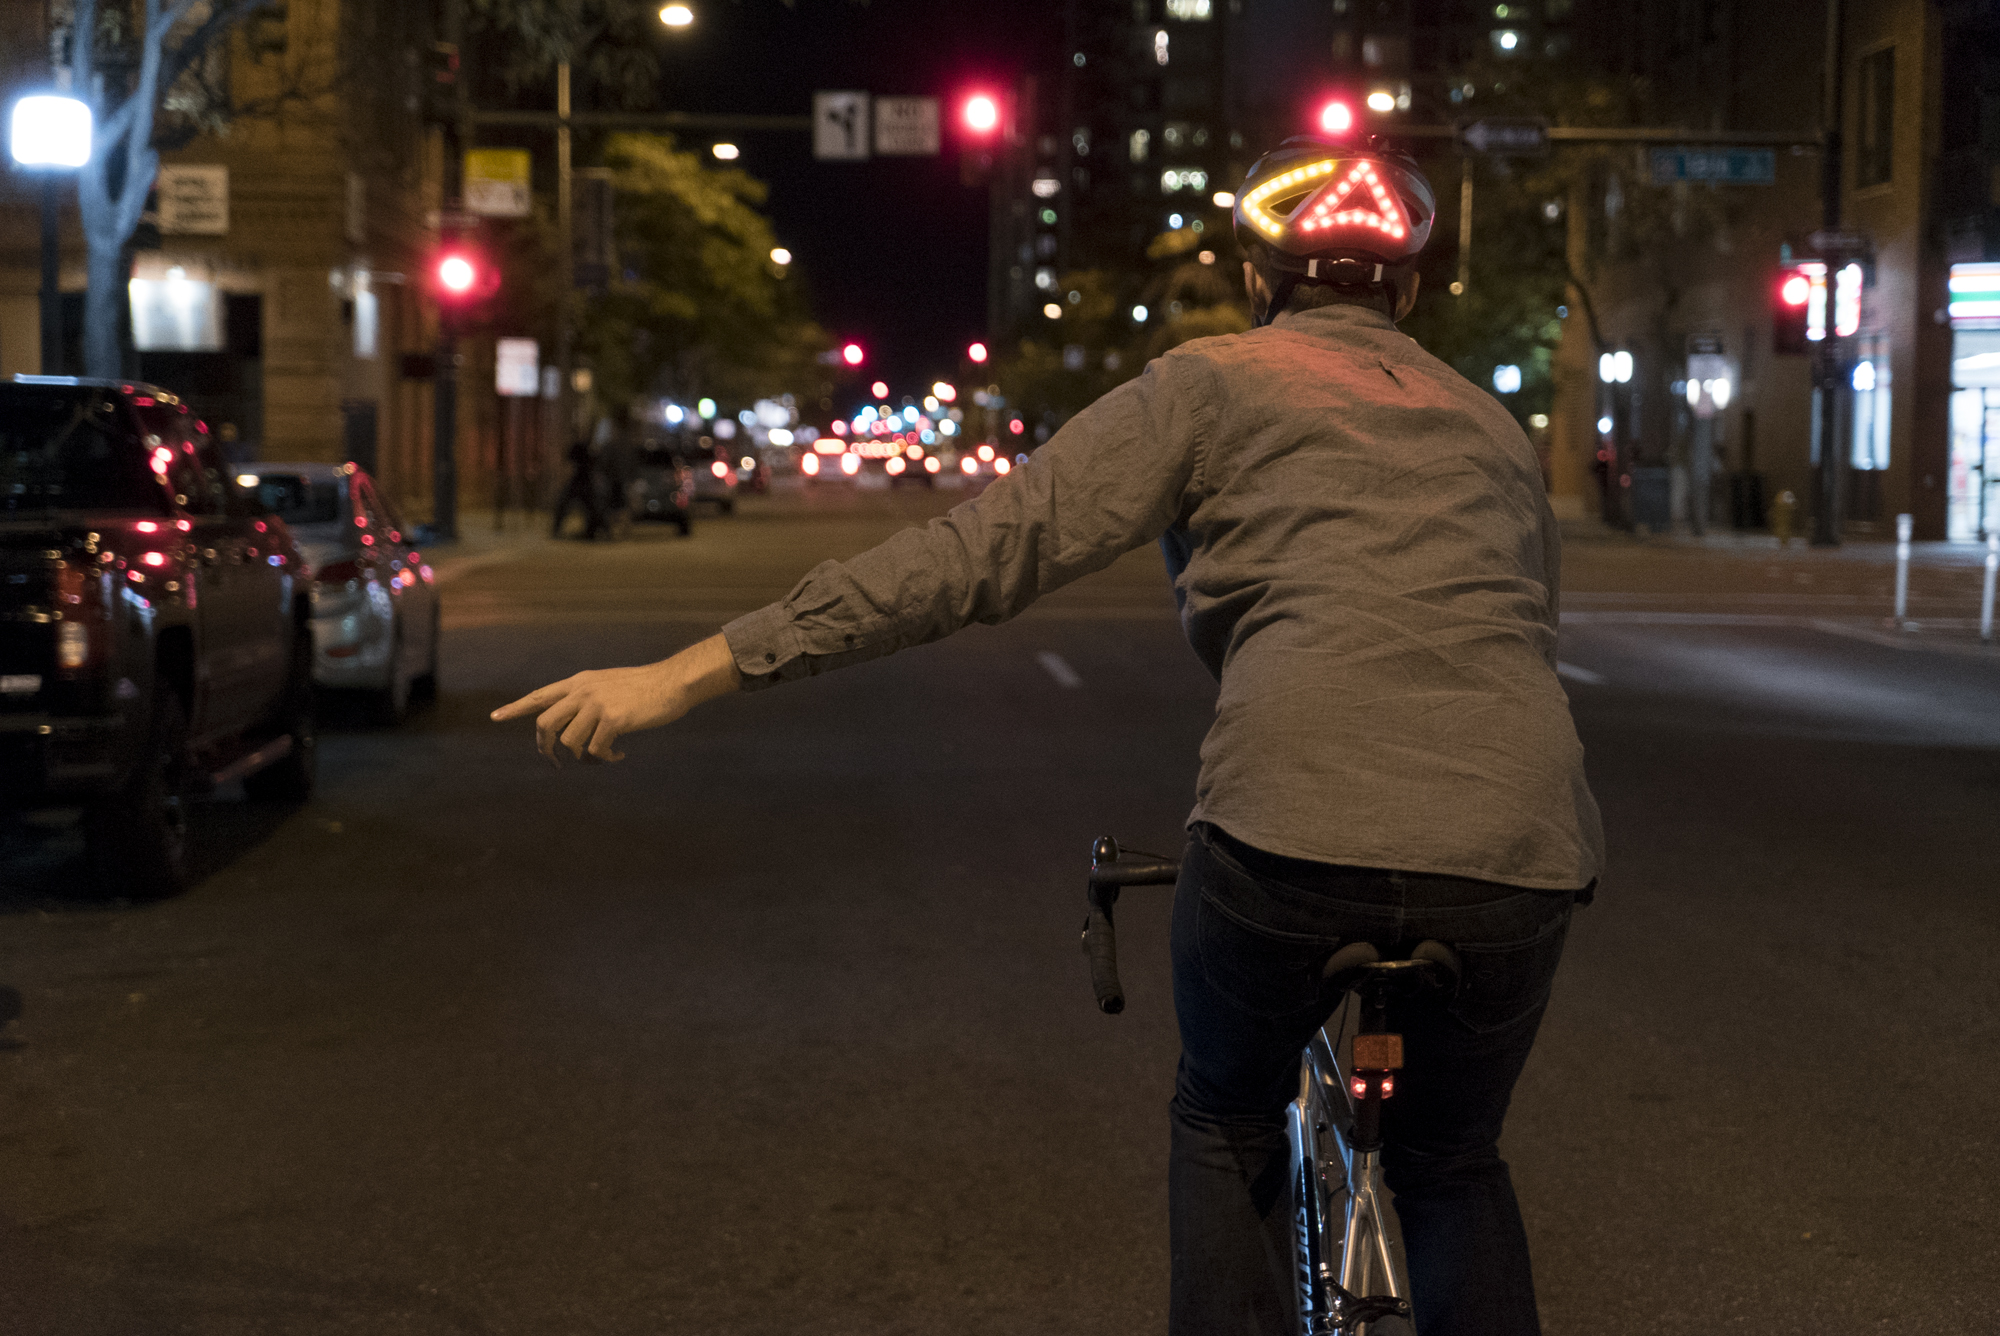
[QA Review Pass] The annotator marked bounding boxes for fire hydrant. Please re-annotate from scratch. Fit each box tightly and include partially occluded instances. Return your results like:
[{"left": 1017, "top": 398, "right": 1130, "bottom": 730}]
[{"left": 1772, "top": 490, "right": 1797, "bottom": 546}]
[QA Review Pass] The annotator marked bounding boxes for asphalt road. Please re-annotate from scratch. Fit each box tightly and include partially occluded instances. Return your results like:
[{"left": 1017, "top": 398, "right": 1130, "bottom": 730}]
[{"left": 3, "top": 484, "right": 1996, "bottom": 1334}]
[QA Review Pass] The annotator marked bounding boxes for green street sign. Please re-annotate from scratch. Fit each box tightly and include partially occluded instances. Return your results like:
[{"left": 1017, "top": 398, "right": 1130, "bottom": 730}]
[{"left": 1648, "top": 147, "right": 1776, "bottom": 185}]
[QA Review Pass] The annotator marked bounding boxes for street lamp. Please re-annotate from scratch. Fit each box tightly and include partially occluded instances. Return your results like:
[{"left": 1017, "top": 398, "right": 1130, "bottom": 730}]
[
  {"left": 9, "top": 94, "right": 93, "bottom": 376},
  {"left": 659, "top": 4, "right": 694, "bottom": 26}
]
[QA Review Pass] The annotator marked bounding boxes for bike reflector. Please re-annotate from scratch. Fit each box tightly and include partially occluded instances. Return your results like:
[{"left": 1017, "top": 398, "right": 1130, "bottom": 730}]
[{"left": 1351, "top": 1033, "right": 1404, "bottom": 1070}]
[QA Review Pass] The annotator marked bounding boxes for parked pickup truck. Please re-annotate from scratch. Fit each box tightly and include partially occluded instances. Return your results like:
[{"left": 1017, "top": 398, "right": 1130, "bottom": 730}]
[{"left": 1, "top": 377, "right": 315, "bottom": 899}]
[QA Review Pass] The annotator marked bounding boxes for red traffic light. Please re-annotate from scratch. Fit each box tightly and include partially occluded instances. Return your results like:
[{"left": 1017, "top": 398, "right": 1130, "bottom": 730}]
[
  {"left": 1779, "top": 273, "right": 1811, "bottom": 306},
  {"left": 962, "top": 94, "right": 1000, "bottom": 135},
  {"left": 1318, "top": 99, "right": 1355, "bottom": 135},
  {"left": 967, "top": 341, "right": 989, "bottom": 364},
  {"left": 438, "top": 255, "right": 476, "bottom": 294},
  {"left": 841, "top": 342, "right": 865, "bottom": 366},
  {"left": 430, "top": 247, "right": 497, "bottom": 304}
]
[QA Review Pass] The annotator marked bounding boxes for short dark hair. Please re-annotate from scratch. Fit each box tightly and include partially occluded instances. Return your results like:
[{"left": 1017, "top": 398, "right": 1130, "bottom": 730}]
[
  {"left": 1245, "top": 240, "right": 1413, "bottom": 321},
  {"left": 1284, "top": 282, "right": 1396, "bottom": 319}
]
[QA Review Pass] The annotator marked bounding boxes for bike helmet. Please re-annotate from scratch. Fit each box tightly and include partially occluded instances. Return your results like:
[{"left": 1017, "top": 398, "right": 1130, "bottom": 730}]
[{"left": 1232, "top": 134, "right": 1437, "bottom": 326}]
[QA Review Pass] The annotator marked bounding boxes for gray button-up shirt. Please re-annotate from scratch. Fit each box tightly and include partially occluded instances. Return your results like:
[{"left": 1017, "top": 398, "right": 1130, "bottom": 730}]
[{"left": 723, "top": 303, "right": 1603, "bottom": 891}]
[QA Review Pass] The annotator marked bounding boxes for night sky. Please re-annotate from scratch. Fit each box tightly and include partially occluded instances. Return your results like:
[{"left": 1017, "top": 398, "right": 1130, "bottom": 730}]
[{"left": 635, "top": 0, "right": 1068, "bottom": 397}]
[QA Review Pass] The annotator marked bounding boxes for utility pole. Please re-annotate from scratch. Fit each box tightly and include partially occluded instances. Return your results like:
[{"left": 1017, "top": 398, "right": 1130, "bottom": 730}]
[
  {"left": 1810, "top": 0, "right": 1846, "bottom": 547},
  {"left": 39, "top": 179, "right": 61, "bottom": 374}
]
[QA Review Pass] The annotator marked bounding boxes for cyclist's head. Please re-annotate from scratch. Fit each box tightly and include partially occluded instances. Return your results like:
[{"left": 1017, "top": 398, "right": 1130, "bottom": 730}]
[{"left": 1232, "top": 135, "right": 1436, "bottom": 328}]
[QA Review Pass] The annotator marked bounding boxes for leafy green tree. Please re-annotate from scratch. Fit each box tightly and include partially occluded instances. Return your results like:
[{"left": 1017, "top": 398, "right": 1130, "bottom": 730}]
[
  {"left": 573, "top": 133, "right": 828, "bottom": 414},
  {"left": 1400, "top": 60, "right": 1736, "bottom": 442}
]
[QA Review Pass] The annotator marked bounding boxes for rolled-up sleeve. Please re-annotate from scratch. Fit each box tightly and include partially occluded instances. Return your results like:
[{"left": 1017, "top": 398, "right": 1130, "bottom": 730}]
[{"left": 722, "top": 353, "right": 1207, "bottom": 690}]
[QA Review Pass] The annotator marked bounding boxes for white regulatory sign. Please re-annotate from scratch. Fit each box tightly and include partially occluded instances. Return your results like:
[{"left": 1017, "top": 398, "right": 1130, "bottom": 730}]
[
  {"left": 873, "top": 96, "right": 939, "bottom": 156},
  {"left": 157, "top": 165, "right": 229, "bottom": 234},
  {"left": 495, "top": 338, "right": 540, "bottom": 398},
  {"left": 813, "top": 91, "right": 871, "bottom": 161}
]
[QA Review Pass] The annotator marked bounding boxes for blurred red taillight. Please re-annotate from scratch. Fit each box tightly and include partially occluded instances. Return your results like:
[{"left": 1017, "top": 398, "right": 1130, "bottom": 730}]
[{"left": 316, "top": 559, "right": 363, "bottom": 585}]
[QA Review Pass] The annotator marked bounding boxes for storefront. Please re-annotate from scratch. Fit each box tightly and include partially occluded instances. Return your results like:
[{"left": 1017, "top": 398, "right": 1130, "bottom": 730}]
[{"left": 1947, "top": 263, "right": 2000, "bottom": 542}]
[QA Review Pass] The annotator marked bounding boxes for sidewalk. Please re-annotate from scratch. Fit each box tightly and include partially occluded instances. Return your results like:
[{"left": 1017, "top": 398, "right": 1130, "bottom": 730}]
[
  {"left": 420, "top": 509, "right": 558, "bottom": 584},
  {"left": 1557, "top": 518, "right": 1999, "bottom": 658}
]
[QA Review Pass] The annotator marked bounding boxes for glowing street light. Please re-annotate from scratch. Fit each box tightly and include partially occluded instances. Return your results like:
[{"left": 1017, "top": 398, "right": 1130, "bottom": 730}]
[
  {"left": 659, "top": 4, "right": 694, "bottom": 26},
  {"left": 11, "top": 93, "right": 92, "bottom": 375},
  {"left": 712, "top": 142, "right": 739, "bottom": 160},
  {"left": 1366, "top": 90, "right": 1396, "bottom": 113},
  {"left": 10, "top": 94, "right": 93, "bottom": 168},
  {"left": 769, "top": 247, "right": 791, "bottom": 266}
]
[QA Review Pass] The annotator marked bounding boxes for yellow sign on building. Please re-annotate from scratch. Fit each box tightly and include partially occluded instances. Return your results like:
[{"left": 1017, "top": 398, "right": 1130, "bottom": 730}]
[{"left": 464, "top": 149, "right": 531, "bottom": 218}]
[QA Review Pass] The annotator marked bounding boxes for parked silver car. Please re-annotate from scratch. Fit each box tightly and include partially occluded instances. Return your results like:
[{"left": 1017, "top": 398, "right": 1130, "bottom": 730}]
[{"left": 240, "top": 462, "right": 440, "bottom": 723}]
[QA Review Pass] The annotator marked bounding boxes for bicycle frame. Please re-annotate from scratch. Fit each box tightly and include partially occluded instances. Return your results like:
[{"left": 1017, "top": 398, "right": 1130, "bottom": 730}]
[
  {"left": 1081, "top": 837, "right": 1444, "bottom": 1336},
  {"left": 1292, "top": 1016, "right": 1411, "bottom": 1334}
]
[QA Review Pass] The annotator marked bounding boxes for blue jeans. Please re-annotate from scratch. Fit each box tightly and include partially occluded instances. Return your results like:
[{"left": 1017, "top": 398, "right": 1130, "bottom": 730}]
[{"left": 1168, "top": 824, "right": 1576, "bottom": 1336}]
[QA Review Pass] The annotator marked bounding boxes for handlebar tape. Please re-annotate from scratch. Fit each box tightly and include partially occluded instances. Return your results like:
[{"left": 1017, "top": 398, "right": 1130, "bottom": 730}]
[{"left": 1083, "top": 882, "right": 1124, "bottom": 1014}]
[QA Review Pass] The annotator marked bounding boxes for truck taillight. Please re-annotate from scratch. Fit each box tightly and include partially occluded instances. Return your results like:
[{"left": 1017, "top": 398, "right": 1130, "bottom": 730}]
[
  {"left": 52, "top": 561, "right": 102, "bottom": 672},
  {"left": 57, "top": 623, "right": 89, "bottom": 669}
]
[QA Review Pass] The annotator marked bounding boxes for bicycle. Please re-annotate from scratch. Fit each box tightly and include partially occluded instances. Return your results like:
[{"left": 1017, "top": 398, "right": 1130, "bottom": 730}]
[{"left": 1082, "top": 836, "right": 1460, "bottom": 1336}]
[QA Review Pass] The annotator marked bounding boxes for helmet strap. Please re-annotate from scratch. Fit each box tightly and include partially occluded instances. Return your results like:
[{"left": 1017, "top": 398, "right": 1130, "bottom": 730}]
[{"left": 1255, "top": 272, "right": 1300, "bottom": 329}]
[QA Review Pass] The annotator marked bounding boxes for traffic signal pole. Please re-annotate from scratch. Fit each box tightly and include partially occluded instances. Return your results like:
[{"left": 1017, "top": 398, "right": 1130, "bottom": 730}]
[
  {"left": 1811, "top": 0, "right": 1846, "bottom": 547},
  {"left": 432, "top": 0, "right": 467, "bottom": 541}
]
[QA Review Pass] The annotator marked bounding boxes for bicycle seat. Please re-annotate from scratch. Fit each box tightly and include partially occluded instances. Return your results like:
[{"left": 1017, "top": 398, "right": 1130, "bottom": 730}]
[{"left": 1322, "top": 940, "right": 1460, "bottom": 992}]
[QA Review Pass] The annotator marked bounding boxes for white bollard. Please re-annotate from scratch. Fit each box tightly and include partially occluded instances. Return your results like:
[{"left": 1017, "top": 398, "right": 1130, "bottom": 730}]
[
  {"left": 1983, "top": 532, "right": 1997, "bottom": 643},
  {"left": 1894, "top": 513, "right": 1913, "bottom": 627}
]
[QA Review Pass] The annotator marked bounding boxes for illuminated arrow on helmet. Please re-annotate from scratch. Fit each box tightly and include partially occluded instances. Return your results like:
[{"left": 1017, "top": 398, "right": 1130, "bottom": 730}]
[{"left": 1294, "top": 162, "right": 1408, "bottom": 242}]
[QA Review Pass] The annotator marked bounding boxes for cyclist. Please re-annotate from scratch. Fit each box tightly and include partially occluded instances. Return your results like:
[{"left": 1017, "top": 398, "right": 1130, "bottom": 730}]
[{"left": 493, "top": 134, "right": 1603, "bottom": 1336}]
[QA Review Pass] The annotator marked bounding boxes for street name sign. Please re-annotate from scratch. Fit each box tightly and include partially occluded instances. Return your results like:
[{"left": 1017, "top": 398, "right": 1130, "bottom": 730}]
[
  {"left": 813, "top": 91, "right": 870, "bottom": 161},
  {"left": 1649, "top": 147, "right": 1775, "bottom": 185},
  {"left": 873, "top": 96, "right": 940, "bottom": 155},
  {"left": 1457, "top": 118, "right": 1548, "bottom": 156},
  {"left": 464, "top": 149, "right": 531, "bottom": 217},
  {"left": 157, "top": 165, "right": 228, "bottom": 234}
]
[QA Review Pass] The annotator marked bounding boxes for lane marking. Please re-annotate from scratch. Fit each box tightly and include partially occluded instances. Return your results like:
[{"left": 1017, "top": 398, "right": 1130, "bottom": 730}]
[
  {"left": 1556, "top": 661, "right": 1608, "bottom": 686},
  {"left": 1037, "top": 651, "right": 1084, "bottom": 689}
]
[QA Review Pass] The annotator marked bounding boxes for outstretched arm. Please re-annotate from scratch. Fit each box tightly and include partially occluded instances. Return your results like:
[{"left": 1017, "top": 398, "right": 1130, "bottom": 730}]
[
  {"left": 489, "top": 633, "right": 741, "bottom": 764},
  {"left": 491, "top": 352, "right": 1209, "bottom": 763}
]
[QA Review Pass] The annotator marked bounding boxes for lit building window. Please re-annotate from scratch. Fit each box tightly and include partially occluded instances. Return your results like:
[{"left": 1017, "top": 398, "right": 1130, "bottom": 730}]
[
  {"left": 1160, "top": 167, "right": 1209, "bottom": 194},
  {"left": 1166, "top": 0, "right": 1212, "bottom": 17},
  {"left": 129, "top": 267, "right": 222, "bottom": 351},
  {"left": 1129, "top": 128, "right": 1151, "bottom": 163},
  {"left": 1154, "top": 29, "right": 1169, "bottom": 64}
]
